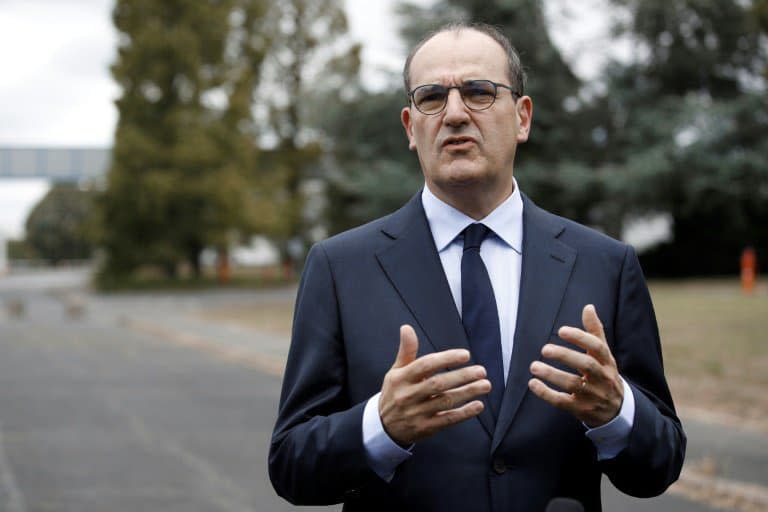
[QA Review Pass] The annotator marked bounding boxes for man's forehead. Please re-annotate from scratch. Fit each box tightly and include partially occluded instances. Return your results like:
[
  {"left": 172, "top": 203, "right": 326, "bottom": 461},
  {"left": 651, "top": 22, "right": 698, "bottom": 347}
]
[{"left": 409, "top": 29, "right": 508, "bottom": 84}]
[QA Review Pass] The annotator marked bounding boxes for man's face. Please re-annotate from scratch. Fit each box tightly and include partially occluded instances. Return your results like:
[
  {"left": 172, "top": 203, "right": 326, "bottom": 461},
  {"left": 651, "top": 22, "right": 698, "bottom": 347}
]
[{"left": 401, "top": 30, "right": 532, "bottom": 209}]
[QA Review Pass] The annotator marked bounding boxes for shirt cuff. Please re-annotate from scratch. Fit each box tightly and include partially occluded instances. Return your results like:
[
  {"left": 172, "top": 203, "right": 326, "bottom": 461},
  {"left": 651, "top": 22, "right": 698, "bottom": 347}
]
[
  {"left": 362, "top": 392, "right": 413, "bottom": 481},
  {"left": 584, "top": 377, "right": 635, "bottom": 460}
]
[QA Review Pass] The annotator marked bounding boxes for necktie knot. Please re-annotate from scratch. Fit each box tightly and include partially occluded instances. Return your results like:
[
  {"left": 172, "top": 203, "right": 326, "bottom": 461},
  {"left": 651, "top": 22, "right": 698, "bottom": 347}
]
[{"left": 463, "top": 223, "right": 491, "bottom": 251}]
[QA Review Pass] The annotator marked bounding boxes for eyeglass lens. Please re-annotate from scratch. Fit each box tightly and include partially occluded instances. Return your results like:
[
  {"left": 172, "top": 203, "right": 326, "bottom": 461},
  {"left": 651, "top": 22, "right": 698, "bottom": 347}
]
[{"left": 412, "top": 80, "right": 498, "bottom": 114}]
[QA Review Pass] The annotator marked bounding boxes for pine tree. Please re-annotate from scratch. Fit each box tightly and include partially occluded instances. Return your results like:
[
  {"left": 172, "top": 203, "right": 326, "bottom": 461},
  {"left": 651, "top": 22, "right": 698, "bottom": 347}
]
[
  {"left": 25, "top": 184, "right": 95, "bottom": 264},
  {"left": 603, "top": 0, "right": 768, "bottom": 275}
]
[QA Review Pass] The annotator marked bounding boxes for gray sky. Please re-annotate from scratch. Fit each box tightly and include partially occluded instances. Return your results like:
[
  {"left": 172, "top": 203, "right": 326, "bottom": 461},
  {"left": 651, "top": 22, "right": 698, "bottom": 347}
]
[{"left": 0, "top": 0, "right": 620, "bottom": 239}]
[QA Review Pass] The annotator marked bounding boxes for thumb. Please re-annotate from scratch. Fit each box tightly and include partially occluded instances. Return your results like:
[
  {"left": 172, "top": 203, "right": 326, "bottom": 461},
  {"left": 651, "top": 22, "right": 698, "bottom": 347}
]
[
  {"left": 393, "top": 324, "right": 419, "bottom": 369},
  {"left": 582, "top": 304, "right": 605, "bottom": 341}
]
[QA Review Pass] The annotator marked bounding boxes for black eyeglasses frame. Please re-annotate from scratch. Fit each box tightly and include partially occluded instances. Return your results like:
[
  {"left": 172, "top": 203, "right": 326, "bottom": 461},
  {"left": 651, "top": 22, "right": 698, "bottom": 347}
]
[{"left": 407, "top": 80, "right": 521, "bottom": 115}]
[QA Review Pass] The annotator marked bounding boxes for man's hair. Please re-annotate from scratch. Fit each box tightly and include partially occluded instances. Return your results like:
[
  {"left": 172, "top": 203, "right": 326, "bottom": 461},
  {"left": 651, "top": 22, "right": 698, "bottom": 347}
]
[{"left": 402, "top": 22, "right": 527, "bottom": 97}]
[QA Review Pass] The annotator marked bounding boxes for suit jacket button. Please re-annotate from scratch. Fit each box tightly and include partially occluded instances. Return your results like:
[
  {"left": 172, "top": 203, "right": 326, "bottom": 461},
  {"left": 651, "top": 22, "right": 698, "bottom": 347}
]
[{"left": 492, "top": 458, "right": 506, "bottom": 474}]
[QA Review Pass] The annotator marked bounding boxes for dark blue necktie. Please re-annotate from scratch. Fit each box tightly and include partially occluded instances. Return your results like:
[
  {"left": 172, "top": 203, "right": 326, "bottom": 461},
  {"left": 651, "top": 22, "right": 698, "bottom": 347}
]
[{"left": 461, "top": 223, "right": 504, "bottom": 420}]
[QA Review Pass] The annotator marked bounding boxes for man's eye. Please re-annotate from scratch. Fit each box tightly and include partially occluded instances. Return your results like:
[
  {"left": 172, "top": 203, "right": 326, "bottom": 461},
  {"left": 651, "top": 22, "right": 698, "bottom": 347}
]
[
  {"left": 418, "top": 90, "right": 446, "bottom": 103},
  {"left": 416, "top": 91, "right": 445, "bottom": 105},
  {"left": 463, "top": 84, "right": 494, "bottom": 98}
]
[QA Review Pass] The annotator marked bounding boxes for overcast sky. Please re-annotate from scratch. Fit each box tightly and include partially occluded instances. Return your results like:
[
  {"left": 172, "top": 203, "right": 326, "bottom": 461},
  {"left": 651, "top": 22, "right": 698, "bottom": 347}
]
[{"left": 0, "top": 0, "right": 618, "bottom": 239}]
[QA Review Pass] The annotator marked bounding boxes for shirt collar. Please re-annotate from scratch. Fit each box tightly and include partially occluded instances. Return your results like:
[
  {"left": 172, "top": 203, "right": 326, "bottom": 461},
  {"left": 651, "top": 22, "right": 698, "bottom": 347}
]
[{"left": 421, "top": 179, "right": 523, "bottom": 254}]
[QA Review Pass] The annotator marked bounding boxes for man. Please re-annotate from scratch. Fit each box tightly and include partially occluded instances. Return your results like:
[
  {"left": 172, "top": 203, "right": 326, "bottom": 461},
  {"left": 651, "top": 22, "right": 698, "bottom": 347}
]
[{"left": 269, "top": 22, "right": 685, "bottom": 512}]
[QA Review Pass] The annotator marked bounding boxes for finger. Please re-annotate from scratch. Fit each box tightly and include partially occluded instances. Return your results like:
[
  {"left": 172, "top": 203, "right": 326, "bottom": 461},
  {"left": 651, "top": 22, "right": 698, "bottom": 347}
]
[
  {"left": 423, "top": 400, "right": 485, "bottom": 432},
  {"left": 414, "top": 378, "right": 491, "bottom": 415},
  {"left": 556, "top": 326, "right": 611, "bottom": 364},
  {"left": 529, "top": 361, "right": 583, "bottom": 394},
  {"left": 392, "top": 324, "right": 419, "bottom": 369},
  {"left": 405, "top": 348, "right": 472, "bottom": 382},
  {"left": 540, "top": 343, "right": 597, "bottom": 378},
  {"left": 582, "top": 304, "right": 605, "bottom": 340},
  {"left": 416, "top": 365, "right": 487, "bottom": 398},
  {"left": 582, "top": 304, "right": 615, "bottom": 364},
  {"left": 528, "top": 377, "right": 577, "bottom": 411}
]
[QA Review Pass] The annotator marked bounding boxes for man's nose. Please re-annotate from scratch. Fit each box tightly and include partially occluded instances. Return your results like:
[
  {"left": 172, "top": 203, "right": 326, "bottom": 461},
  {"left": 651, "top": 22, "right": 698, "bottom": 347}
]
[{"left": 443, "top": 88, "right": 470, "bottom": 126}]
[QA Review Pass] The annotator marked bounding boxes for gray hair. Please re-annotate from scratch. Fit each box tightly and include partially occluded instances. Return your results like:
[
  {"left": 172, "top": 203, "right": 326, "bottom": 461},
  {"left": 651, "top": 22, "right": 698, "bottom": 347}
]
[{"left": 403, "top": 22, "right": 527, "bottom": 97}]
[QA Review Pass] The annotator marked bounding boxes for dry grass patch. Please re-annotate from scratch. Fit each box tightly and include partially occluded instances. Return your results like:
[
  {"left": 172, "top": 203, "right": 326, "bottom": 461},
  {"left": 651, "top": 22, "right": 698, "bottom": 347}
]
[
  {"left": 200, "top": 300, "right": 295, "bottom": 338},
  {"left": 649, "top": 278, "right": 767, "bottom": 426},
  {"left": 198, "top": 278, "right": 767, "bottom": 425}
]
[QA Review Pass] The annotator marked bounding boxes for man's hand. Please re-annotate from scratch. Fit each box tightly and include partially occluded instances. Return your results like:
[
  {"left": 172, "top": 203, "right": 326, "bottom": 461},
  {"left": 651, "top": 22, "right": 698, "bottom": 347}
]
[
  {"left": 528, "top": 305, "right": 624, "bottom": 427},
  {"left": 379, "top": 325, "right": 491, "bottom": 446}
]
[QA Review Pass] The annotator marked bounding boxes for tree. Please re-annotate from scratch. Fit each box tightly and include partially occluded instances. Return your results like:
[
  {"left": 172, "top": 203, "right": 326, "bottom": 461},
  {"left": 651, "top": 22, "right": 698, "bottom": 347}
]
[
  {"left": 602, "top": 0, "right": 768, "bottom": 275},
  {"left": 98, "top": 0, "right": 268, "bottom": 281},
  {"left": 320, "top": 89, "right": 422, "bottom": 234},
  {"left": 258, "top": 0, "right": 361, "bottom": 267},
  {"left": 316, "top": 0, "right": 603, "bottom": 237},
  {"left": 393, "top": 1, "right": 612, "bottom": 225},
  {"left": 25, "top": 184, "right": 95, "bottom": 264}
]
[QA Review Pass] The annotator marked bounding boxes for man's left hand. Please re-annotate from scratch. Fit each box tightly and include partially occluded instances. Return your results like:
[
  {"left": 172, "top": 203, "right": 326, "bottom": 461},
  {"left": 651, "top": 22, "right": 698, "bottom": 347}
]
[{"left": 528, "top": 304, "right": 624, "bottom": 427}]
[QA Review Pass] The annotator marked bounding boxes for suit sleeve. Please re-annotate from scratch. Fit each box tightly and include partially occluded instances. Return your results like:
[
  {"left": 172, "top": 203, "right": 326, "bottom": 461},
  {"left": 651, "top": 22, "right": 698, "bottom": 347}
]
[
  {"left": 599, "top": 245, "right": 686, "bottom": 497},
  {"left": 268, "top": 243, "right": 378, "bottom": 505}
]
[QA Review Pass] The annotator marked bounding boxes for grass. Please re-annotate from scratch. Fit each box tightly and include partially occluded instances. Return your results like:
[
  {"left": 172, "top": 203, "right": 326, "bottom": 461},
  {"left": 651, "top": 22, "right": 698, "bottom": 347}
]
[
  {"left": 201, "top": 277, "right": 767, "bottom": 425},
  {"left": 200, "top": 300, "right": 296, "bottom": 337},
  {"left": 93, "top": 264, "right": 297, "bottom": 292},
  {"left": 649, "top": 278, "right": 767, "bottom": 425}
]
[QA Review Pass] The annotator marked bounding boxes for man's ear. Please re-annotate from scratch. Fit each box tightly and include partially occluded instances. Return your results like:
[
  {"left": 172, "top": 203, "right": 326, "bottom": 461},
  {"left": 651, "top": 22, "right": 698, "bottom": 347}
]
[
  {"left": 401, "top": 106, "right": 417, "bottom": 151},
  {"left": 516, "top": 96, "right": 533, "bottom": 143}
]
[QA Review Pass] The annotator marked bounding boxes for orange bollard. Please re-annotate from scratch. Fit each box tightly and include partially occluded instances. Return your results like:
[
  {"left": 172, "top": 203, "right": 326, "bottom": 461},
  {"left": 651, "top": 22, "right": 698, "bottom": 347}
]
[
  {"left": 216, "top": 248, "right": 231, "bottom": 284},
  {"left": 740, "top": 247, "right": 757, "bottom": 295}
]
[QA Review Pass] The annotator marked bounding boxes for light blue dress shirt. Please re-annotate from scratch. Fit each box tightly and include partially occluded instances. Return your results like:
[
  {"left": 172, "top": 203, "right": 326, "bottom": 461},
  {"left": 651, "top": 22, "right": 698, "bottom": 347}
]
[{"left": 363, "top": 181, "right": 635, "bottom": 480}]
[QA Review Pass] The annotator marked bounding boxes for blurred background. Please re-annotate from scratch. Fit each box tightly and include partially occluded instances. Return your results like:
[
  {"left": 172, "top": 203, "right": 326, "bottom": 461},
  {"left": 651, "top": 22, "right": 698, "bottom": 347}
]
[{"left": 0, "top": 0, "right": 766, "bottom": 511}]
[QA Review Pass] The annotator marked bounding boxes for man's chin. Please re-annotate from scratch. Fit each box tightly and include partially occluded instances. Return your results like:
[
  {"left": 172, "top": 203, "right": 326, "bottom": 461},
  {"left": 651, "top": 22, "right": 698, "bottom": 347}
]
[{"left": 439, "top": 167, "right": 488, "bottom": 188}]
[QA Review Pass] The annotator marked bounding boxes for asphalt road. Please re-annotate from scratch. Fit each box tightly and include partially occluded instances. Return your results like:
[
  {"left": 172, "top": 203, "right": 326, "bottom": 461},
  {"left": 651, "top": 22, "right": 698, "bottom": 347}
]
[
  {"left": 1, "top": 268, "right": 764, "bottom": 511},
  {"left": 0, "top": 275, "right": 333, "bottom": 512}
]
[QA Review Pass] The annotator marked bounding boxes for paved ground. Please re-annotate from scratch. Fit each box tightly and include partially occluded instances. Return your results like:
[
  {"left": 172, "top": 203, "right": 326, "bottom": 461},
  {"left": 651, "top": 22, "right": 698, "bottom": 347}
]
[
  {"left": 1, "top": 267, "right": 766, "bottom": 511},
  {"left": 0, "top": 270, "right": 334, "bottom": 512}
]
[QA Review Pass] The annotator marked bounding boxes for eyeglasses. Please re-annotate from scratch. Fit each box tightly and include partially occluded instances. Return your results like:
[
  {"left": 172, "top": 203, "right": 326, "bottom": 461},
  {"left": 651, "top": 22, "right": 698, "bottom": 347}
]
[{"left": 408, "top": 80, "right": 520, "bottom": 115}]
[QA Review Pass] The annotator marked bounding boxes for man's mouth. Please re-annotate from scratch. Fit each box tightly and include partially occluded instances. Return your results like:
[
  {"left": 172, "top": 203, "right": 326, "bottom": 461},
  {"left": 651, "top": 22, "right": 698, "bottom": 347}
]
[{"left": 442, "top": 136, "right": 477, "bottom": 148}]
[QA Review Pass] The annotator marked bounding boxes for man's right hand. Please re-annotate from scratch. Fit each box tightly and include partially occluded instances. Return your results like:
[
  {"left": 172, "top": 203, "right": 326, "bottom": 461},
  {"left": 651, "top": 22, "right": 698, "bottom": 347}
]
[{"left": 379, "top": 324, "right": 491, "bottom": 446}]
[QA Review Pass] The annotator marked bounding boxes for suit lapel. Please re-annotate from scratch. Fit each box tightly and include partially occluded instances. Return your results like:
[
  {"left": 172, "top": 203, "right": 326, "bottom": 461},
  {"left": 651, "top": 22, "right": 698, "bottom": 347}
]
[
  {"left": 492, "top": 195, "right": 576, "bottom": 452},
  {"left": 376, "top": 193, "right": 495, "bottom": 436}
]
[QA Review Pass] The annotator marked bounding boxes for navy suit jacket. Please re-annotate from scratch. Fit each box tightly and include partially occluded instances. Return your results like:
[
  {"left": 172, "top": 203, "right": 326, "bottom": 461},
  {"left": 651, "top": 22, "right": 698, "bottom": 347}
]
[{"left": 269, "top": 192, "right": 685, "bottom": 512}]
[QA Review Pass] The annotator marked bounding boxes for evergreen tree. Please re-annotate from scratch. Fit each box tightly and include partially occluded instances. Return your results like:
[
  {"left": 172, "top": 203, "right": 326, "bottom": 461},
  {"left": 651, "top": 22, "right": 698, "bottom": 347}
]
[
  {"left": 317, "top": 0, "right": 610, "bottom": 234},
  {"left": 99, "top": 0, "right": 266, "bottom": 281},
  {"left": 320, "top": 89, "right": 422, "bottom": 234},
  {"left": 398, "top": 1, "right": 607, "bottom": 215},
  {"left": 603, "top": 0, "right": 768, "bottom": 275},
  {"left": 25, "top": 184, "right": 95, "bottom": 264}
]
